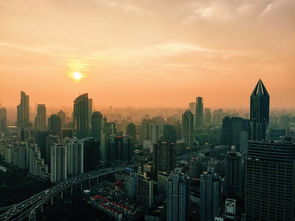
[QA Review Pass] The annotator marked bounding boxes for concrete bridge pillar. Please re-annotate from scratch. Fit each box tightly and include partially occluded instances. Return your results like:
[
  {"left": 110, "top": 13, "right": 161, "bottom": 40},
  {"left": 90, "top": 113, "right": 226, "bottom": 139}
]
[
  {"left": 71, "top": 186, "right": 73, "bottom": 195},
  {"left": 40, "top": 204, "right": 44, "bottom": 213},
  {"left": 88, "top": 179, "right": 91, "bottom": 190},
  {"left": 51, "top": 197, "right": 54, "bottom": 206},
  {"left": 80, "top": 183, "right": 83, "bottom": 191},
  {"left": 61, "top": 191, "right": 63, "bottom": 199}
]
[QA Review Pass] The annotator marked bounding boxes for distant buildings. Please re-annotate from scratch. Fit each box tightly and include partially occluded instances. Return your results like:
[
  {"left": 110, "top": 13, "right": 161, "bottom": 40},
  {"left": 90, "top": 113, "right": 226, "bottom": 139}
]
[
  {"left": 0, "top": 107, "right": 7, "bottom": 132},
  {"left": 182, "top": 110, "right": 194, "bottom": 148},
  {"left": 126, "top": 122, "right": 136, "bottom": 141},
  {"left": 245, "top": 139, "right": 295, "bottom": 221},
  {"left": 67, "top": 138, "right": 84, "bottom": 176},
  {"left": 48, "top": 114, "right": 62, "bottom": 138},
  {"left": 166, "top": 168, "right": 189, "bottom": 221},
  {"left": 82, "top": 138, "right": 99, "bottom": 172},
  {"left": 73, "top": 93, "right": 92, "bottom": 139},
  {"left": 137, "top": 173, "right": 154, "bottom": 209},
  {"left": 34, "top": 104, "right": 46, "bottom": 131},
  {"left": 200, "top": 167, "right": 221, "bottom": 221},
  {"left": 249, "top": 79, "right": 270, "bottom": 141},
  {"left": 17, "top": 91, "right": 30, "bottom": 128}
]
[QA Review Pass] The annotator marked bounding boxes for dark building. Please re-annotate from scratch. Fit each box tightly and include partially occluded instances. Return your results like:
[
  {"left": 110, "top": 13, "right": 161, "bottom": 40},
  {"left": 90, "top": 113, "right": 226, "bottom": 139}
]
[
  {"left": 48, "top": 114, "right": 62, "bottom": 138},
  {"left": 82, "top": 138, "right": 100, "bottom": 172},
  {"left": 222, "top": 116, "right": 248, "bottom": 150},
  {"left": 245, "top": 139, "right": 295, "bottom": 221},
  {"left": 249, "top": 79, "right": 270, "bottom": 141},
  {"left": 195, "top": 97, "right": 204, "bottom": 128},
  {"left": 224, "top": 146, "right": 242, "bottom": 198},
  {"left": 0, "top": 107, "right": 7, "bottom": 132},
  {"left": 33, "top": 130, "right": 49, "bottom": 160},
  {"left": 162, "top": 124, "right": 177, "bottom": 143},
  {"left": 17, "top": 91, "right": 30, "bottom": 128},
  {"left": 182, "top": 110, "right": 194, "bottom": 148},
  {"left": 73, "top": 93, "right": 92, "bottom": 139},
  {"left": 107, "top": 135, "right": 132, "bottom": 163},
  {"left": 153, "top": 142, "right": 175, "bottom": 178},
  {"left": 91, "top": 111, "right": 103, "bottom": 141},
  {"left": 126, "top": 122, "right": 136, "bottom": 141}
]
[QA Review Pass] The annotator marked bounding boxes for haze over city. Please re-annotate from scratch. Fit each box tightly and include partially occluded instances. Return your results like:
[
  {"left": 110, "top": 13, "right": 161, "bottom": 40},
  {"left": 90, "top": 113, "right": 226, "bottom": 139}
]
[{"left": 0, "top": 0, "right": 294, "bottom": 109}]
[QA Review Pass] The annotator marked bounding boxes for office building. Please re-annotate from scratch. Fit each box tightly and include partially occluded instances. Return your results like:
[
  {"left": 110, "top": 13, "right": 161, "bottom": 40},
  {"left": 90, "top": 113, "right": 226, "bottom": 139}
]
[
  {"left": 166, "top": 168, "right": 189, "bottom": 221},
  {"left": 91, "top": 111, "right": 103, "bottom": 141},
  {"left": 34, "top": 104, "right": 46, "bottom": 131},
  {"left": 137, "top": 173, "right": 154, "bottom": 209},
  {"left": 48, "top": 114, "right": 62, "bottom": 138},
  {"left": 195, "top": 97, "right": 204, "bottom": 128},
  {"left": 249, "top": 79, "right": 270, "bottom": 141},
  {"left": 57, "top": 110, "right": 66, "bottom": 128},
  {"left": 106, "top": 135, "right": 132, "bottom": 163},
  {"left": 82, "top": 137, "right": 99, "bottom": 172},
  {"left": 182, "top": 110, "right": 194, "bottom": 148},
  {"left": 153, "top": 142, "right": 175, "bottom": 176},
  {"left": 0, "top": 107, "right": 7, "bottom": 132},
  {"left": 73, "top": 93, "right": 92, "bottom": 139},
  {"left": 245, "top": 139, "right": 295, "bottom": 221},
  {"left": 17, "top": 91, "right": 30, "bottom": 128},
  {"left": 200, "top": 167, "right": 221, "bottom": 221},
  {"left": 224, "top": 146, "right": 242, "bottom": 198},
  {"left": 126, "top": 122, "right": 136, "bottom": 141}
]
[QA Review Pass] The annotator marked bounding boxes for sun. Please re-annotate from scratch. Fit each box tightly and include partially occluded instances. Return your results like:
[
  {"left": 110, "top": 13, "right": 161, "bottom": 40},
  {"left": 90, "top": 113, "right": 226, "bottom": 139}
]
[{"left": 71, "top": 72, "right": 84, "bottom": 81}]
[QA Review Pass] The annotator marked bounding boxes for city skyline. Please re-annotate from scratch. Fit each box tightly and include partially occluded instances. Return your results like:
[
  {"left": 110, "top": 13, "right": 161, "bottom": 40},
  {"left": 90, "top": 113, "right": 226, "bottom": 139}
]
[{"left": 0, "top": 0, "right": 295, "bottom": 109}]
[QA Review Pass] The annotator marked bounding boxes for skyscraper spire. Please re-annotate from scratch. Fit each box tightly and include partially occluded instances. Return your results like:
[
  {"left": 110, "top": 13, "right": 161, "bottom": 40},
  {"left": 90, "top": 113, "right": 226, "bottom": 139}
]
[{"left": 249, "top": 79, "right": 270, "bottom": 141}]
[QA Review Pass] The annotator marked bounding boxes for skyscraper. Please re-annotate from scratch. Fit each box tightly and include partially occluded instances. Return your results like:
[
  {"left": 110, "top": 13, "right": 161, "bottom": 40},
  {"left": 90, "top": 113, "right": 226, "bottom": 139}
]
[
  {"left": 73, "top": 93, "right": 92, "bottom": 139},
  {"left": 245, "top": 139, "right": 295, "bottom": 221},
  {"left": 0, "top": 107, "right": 7, "bottom": 132},
  {"left": 17, "top": 91, "right": 30, "bottom": 128},
  {"left": 166, "top": 168, "right": 189, "bottom": 221},
  {"left": 224, "top": 146, "right": 242, "bottom": 198},
  {"left": 126, "top": 122, "right": 136, "bottom": 141},
  {"left": 182, "top": 110, "right": 194, "bottom": 148},
  {"left": 48, "top": 114, "right": 62, "bottom": 138},
  {"left": 34, "top": 104, "right": 46, "bottom": 131},
  {"left": 82, "top": 137, "right": 99, "bottom": 172},
  {"left": 249, "top": 79, "right": 270, "bottom": 141},
  {"left": 91, "top": 111, "right": 103, "bottom": 141},
  {"left": 204, "top": 108, "right": 212, "bottom": 126},
  {"left": 50, "top": 144, "right": 67, "bottom": 183},
  {"left": 106, "top": 135, "right": 132, "bottom": 163},
  {"left": 67, "top": 138, "right": 84, "bottom": 176},
  {"left": 153, "top": 142, "right": 175, "bottom": 177},
  {"left": 195, "top": 97, "right": 203, "bottom": 128},
  {"left": 200, "top": 167, "right": 221, "bottom": 221},
  {"left": 57, "top": 110, "right": 66, "bottom": 128}
]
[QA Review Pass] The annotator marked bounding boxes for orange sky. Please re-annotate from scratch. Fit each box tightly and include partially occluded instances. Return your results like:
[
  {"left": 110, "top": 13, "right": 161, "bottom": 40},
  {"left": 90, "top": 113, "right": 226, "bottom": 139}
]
[{"left": 0, "top": 0, "right": 294, "bottom": 109}]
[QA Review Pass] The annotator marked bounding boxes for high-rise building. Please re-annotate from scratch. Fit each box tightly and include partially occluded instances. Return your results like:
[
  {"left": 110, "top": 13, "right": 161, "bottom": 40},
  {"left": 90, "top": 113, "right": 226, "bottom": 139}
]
[
  {"left": 182, "top": 110, "right": 194, "bottom": 148},
  {"left": 188, "top": 157, "right": 201, "bottom": 179},
  {"left": 106, "top": 135, "right": 132, "bottom": 163},
  {"left": 57, "top": 110, "right": 66, "bottom": 128},
  {"left": 249, "top": 79, "right": 270, "bottom": 141},
  {"left": 137, "top": 173, "right": 154, "bottom": 209},
  {"left": 0, "top": 107, "right": 7, "bottom": 132},
  {"left": 149, "top": 122, "right": 163, "bottom": 144},
  {"left": 73, "top": 93, "right": 92, "bottom": 139},
  {"left": 34, "top": 104, "right": 46, "bottom": 131},
  {"left": 224, "top": 146, "right": 242, "bottom": 198},
  {"left": 222, "top": 116, "right": 249, "bottom": 151},
  {"left": 17, "top": 91, "right": 30, "bottom": 128},
  {"left": 162, "top": 124, "right": 177, "bottom": 143},
  {"left": 153, "top": 142, "right": 175, "bottom": 177},
  {"left": 48, "top": 114, "right": 62, "bottom": 138},
  {"left": 91, "top": 111, "right": 103, "bottom": 141},
  {"left": 82, "top": 137, "right": 99, "bottom": 172},
  {"left": 67, "top": 138, "right": 84, "bottom": 176},
  {"left": 189, "top": 102, "right": 196, "bottom": 113},
  {"left": 212, "top": 109, "right": 224, "bottom": 126},
  {"left": 200, "top": 167, "right": 221, "bottom": 221},
  {"left": 245, "top": 139, "right": 295, "bottom": 221},
  {"left": 195, "top": 97, "right": 204, "bottom": 128},
  {"left": 126, "top": 122, "right": 136, "bottom": 141},
  {"left": 166, "top": 168, "right": 189, "bottom": 221},
  {"left": 50, "top": 144, "right": 67, "bottom": 183},
  {"left": 204, "top": 108, "right": 212, "bottom": 126}
]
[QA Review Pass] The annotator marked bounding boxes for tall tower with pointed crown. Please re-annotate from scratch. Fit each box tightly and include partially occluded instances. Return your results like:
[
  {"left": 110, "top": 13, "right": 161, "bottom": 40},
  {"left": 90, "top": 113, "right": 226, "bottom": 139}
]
[{"left": 249, "top": 79, "right": 270, "bottom": 141}]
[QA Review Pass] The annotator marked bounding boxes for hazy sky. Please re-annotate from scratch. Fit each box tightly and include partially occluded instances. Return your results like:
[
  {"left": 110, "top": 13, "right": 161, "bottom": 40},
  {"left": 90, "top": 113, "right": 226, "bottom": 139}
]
[{"left": 0, "top": 0, "right": 294, "bottom": 109}]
